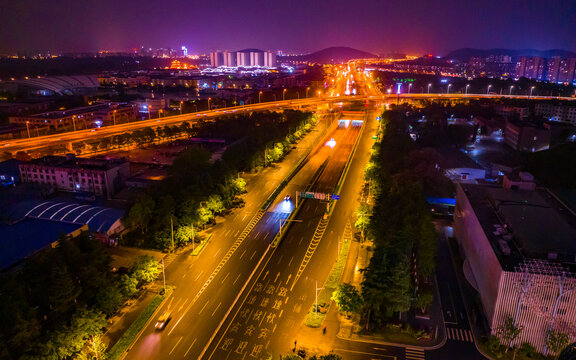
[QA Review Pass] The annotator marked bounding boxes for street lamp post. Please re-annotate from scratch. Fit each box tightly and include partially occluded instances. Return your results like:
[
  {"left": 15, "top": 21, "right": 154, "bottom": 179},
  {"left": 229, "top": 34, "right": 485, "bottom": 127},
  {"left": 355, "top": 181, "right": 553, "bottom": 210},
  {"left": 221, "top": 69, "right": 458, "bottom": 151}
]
[
  {"left": 408, "top": 83, "right": 412, "bottom": 94},
  {"left": 283, "top": 88, "right": 287, "bottom": 101},
  {"left": 465, "top": 84, "right": 470, "bottom": 95},
  {"left": 447, "top": 84, "right": 452, "bottom": 94},
  {"left": 259, "top": 91, "right": 262, "bottom": 103},
  {"left": 427, "top": 83, "right": 432, "bottom": 94},
  {"left": 180, "top": 101, "right": 183, "bottom": 115},
  {"left": 529, "top": 86, "right": 535, "bottom": 98},
  {"left": 487, "top": 84, "right": 492, "bottom": 94},
  {"left": 509, "top": 85, "right": 514, "bottom": 96},
  {"left": 315, "top": 280, "right": 323, "bottom": 319},
  {"left": 25, "top": 121, "right": 30, "bottom": 138},
  {"left": 72, "top": 115, "right": 77, "bottom": 131},
  {"left": 306, "top": 87, "right": 310, "bottom": 98},
  {"left": 208, "top": 97, "right": 211, "bottom": 110},
  {"left": 113, "top": 110, "right": 116, "bottom": 126}
]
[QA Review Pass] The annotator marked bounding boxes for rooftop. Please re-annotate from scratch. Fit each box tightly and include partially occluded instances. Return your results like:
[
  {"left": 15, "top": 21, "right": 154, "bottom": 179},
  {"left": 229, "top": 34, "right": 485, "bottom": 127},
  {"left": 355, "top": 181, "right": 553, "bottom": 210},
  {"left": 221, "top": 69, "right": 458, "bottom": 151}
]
[
  {"left": 0, "top": 218, "right": 86, "bottom": 270},
  {"left": 460, "top": 183, "right": 576, "bottom": 271},
  {"left": 24, "top": 155, "right": 127, "bottom": 171}
]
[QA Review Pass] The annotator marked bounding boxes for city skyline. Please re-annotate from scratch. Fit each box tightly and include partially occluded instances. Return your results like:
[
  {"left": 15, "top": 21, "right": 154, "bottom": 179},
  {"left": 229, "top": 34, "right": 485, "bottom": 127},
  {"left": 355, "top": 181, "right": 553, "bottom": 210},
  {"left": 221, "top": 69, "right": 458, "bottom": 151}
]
[{"left": 1, "top": 0, "right": 575, "bottom": 55}]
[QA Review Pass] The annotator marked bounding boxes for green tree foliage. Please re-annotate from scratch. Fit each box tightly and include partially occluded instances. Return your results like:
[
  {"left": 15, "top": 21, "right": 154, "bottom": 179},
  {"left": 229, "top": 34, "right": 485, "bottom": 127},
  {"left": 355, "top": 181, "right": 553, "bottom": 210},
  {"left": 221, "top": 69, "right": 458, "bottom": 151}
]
[
  {"left": 331, "top": 283, "right": 363, "bottom": 315},
  {"left": 545, "top": 329, "right": 570, "bottom": 357},
  {"left": 175, "top": 224, "right": 195, "bottom": 245},
  {"left": 131, "top": 255, "right": 161, "bottom": 284},
  {"left": 360, "top": 109, "right": 439, "bottom": 329},
  {"left": 118, "top": 274, "right": 139, "bottom": 298},
  {"left": 496, "top": 316, "right": 523, "bottom": 352},
  {"left": 414, "top": 289, "right": 434, "bottom": 312},
  {"left": 230, "top": 177, "right": 247, "bottom": 194},
  {"left": 125, "top": 194, "right": 155, "bottom": 234}
]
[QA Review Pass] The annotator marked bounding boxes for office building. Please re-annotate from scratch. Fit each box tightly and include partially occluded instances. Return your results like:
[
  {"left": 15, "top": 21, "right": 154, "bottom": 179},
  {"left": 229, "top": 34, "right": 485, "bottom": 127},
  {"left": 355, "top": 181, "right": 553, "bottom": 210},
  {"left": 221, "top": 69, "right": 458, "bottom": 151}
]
[
  {"left": 224, "top": 51, "right": 237, "bottom": 67},
  {"left": 264, "top": 51, "right": 277, "bottom": 67},
  {"left": 454, "top": 179, "right": 576, "bottom": 355},
  {"left": 19, "top": 154, "right": 130, "bottom": 197}
]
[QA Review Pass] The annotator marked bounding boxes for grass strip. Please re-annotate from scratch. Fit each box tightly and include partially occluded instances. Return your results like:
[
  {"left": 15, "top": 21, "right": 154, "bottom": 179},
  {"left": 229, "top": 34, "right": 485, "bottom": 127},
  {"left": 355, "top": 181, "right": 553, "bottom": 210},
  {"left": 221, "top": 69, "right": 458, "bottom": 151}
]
[
  {"left": 107, "top": 293, "right": 166, "bottom": 360},
  {"left": 190, "top": 234, "right": 213, "bottom": 256},
  {"left": 305, "top": 238, "right": 351, "bottom": 327}
]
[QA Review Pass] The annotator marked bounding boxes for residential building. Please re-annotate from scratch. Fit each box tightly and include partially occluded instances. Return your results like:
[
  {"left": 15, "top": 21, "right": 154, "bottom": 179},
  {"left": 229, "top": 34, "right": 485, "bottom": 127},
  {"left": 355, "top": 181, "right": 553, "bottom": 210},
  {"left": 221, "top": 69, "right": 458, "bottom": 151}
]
[
  {"left": 210, "top": 51, "right": 224, "bottom": 67},
  {"left": 19, "top": 154, "right": 130, "bottom": 197},
  {"left": 504, "top": 118, "right": 550, "bottom": 152},
  {"left": 536, "top": 103, "right": 576, "bottom": 125},
  {"left": 515, "top": 56, "right": 547, "bottom": 80},
  {"left": 454, "top": 180, "right": 576, "bottom": 355},
  {"left": 547, "top": 57, "right": 576, "bottom": 84}
]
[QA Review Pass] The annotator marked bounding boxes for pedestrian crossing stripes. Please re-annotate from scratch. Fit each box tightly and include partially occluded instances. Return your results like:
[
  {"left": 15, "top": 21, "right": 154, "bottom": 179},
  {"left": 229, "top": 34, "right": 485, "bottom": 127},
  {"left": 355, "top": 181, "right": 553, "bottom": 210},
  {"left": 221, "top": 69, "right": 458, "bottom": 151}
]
[
  {"left": 446, "top": 327, "right": 474, "bottom": 342},
  {"left": 405, "top": 347, "right": 425, "bottom": 360}
]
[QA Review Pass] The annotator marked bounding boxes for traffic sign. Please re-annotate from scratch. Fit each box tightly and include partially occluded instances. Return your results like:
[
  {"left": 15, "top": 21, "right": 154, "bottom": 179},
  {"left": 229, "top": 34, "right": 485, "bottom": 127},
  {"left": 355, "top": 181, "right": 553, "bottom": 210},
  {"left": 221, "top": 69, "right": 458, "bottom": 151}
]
[
  {"left": 331, "top": 194, "right": 340, "bottom": 200},
  {"left": 376, "top": 116, "right": 381, "bottom": 121}
]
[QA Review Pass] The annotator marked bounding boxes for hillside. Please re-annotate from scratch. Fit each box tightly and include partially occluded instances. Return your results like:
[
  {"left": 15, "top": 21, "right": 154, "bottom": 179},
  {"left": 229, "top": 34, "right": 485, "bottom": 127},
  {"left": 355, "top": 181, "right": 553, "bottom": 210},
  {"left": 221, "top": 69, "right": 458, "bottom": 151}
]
[{"left": 443, "top": 48, "right": 576, "bottom": 61}]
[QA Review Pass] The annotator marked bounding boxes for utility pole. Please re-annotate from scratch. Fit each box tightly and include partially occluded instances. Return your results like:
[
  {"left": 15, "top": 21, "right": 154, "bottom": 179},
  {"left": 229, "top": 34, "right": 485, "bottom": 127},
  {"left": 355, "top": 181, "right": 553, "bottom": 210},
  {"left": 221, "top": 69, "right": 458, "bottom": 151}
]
[
  {"left": 315, "top": 280, "right": 323, "bottom": 318},
  {"left": 162, "top": 258, "right": 166, "bottom": 292},
  {"left": 170, "top": 215, "right": 175, "bottom": 253}
]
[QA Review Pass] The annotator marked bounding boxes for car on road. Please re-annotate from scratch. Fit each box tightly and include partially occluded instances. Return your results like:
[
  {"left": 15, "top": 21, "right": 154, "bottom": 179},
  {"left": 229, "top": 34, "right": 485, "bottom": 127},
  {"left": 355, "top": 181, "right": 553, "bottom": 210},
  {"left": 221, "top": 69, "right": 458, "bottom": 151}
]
[
  {"left": 284, "top": 194, "right": 291, "bottom": 201},
  {"left": 155, "top": 311, "right": 172, "bottom": 331}
]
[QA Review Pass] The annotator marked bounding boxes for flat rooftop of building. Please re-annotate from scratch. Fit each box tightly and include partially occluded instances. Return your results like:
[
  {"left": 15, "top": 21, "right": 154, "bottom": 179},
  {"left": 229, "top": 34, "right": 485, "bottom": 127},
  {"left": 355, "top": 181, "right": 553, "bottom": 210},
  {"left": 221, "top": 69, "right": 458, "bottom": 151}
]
[
  {"left": 25, "top": 155, "right": 127, "bottom": 171},
  {"left": 0, "top": 218, "right": 85, "bottom": 270},
  {"left": 436, "top": 146, "right": 485, "bottom": 170},
  {"left": 460, "top": 183, "right": 576, "bottom": 270},
  {"left": 23, "top": 104, "right": 111, "bottom": 119}
]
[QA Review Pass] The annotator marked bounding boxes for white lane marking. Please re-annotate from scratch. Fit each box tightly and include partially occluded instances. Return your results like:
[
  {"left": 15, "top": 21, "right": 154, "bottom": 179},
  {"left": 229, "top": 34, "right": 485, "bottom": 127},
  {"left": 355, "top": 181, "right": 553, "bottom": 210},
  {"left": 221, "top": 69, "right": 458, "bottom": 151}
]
[
  {"left": 288, "top": 256, "right": 293, "bottom": 267},
  {"left": 298, "top": 237, "right": 304, "bottom": 245},
  {"left": 277, "top": 255, "right": 284, "bottom": 265},
  {"left": 239, "top": 249, "right": 247, "bottom": 259},
  {"left": 213, "top": 248, "right": 222, "bottom": 257},
  {"left": 184, "top": 338, "right": 197, "bottom": 357},
  {"left": 178, "top": 298, "right": 190, "bottom": 312},
  {"left": 199, "top": 300, "right": 210, "bottom": 314},
  {"left": 211, "top": 302, "right": 222, "bottom": 317},
  {"left": 221, "top": 272, "right": 230, "bottom": 284},
  {"left": 233, "top": 273, "right": 242, "bottom": 285},
  {"left": 169, "top": 336, "right": 182, "bottom": 355},
  {"left": 242, "top": 214, "right": 247, "bottom": 221},
  {"left": 194, "top": 270, "right": 204, "bottom": 281},
  {"left": 250, "top": 250, "right": 257, "bottom": 260}
]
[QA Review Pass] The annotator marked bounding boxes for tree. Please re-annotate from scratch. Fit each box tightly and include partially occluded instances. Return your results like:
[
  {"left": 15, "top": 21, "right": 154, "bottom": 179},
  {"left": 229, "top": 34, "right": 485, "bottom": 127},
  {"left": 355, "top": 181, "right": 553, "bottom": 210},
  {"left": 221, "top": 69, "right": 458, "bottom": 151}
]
[
  {"left": 545, "top": 329, "right": 570, "bottom": 357},
  {"left": 175, "top": 224, "right": 195, "bottom": 245},
  {"left": 206, "top": 195, "right": 225, "bottom": 215},
  {"left": 77, "top": 334, "right": 108, "bottom": 360},
  {"left": 125, "top": 194, "right": 155, "bottom": 234},
  {"left": 131, "top": 255, "right": 161, "bottom": 284},
  {"left": 332, "top": 283, "right": 363, "bottom": 316},
  {"left": 230, "top": 177, "right": 247, "bottom": 194},
  {"left": 118, "top": 274, "right": 138, "bottom": 298},
  {"left": 496, "top": 316, "right": 522, "bottom": 352},
  {"left": 354, "top": 203, "right": 371, "bottom": 236},
  {"left": 414, "top": 289, "right": 434, "bottom": 313}
]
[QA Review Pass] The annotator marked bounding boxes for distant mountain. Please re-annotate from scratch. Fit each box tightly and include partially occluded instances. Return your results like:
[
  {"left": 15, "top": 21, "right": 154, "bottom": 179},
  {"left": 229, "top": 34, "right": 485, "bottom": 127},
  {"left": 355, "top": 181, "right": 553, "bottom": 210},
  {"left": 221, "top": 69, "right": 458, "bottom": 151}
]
[
  {"left": 287, "top": 47, "right": 378, "bottom": 64},
  {"left": 443, "top": 48, "right": 576, "bottom": 61}
]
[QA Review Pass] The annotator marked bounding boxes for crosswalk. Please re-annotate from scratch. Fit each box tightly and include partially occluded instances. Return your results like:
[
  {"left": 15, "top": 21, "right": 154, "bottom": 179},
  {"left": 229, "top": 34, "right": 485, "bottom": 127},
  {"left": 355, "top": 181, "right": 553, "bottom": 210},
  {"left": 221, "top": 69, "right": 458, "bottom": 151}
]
[
  {"left": 446, "top": 327, "right": 474, "bottom": 342},
  {"left": 405, "top": 347, "right": 425, "bottom": 360}
]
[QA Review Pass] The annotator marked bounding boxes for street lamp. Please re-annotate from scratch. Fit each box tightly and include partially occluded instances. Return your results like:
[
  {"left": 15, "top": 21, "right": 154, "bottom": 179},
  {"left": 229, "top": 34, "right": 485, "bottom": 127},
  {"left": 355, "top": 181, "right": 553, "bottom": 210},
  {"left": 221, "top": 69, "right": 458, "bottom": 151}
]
[
  {"left": 113, "top": 109, "right": 117, "bottom": 126},
  {"left": 25, "top": 121, "right": 30, "bottom": 138},
  {"left": 259, "top": 91, "right": 263, "bottom": 103},
  {"left": 72, "top": 115, "right": 77, "bottom": 131},
  {"left": 283, "top": 88, "right": 287, "bottom": 101},
  {"left": 306, "top": 87, "right": 310, "bottom": 98},
  {"left": 180, "top": 100, "right": 183, "bottom": 115},
  {"left": 447, "top": 84, "right": 452, "bottom": 94},
  {"left": 208, "top": 97, "right": 211, "bottom": 110},
  {"left": 427, "top": 83, "right": 432, "bottom": 94},
  {"left": 408, "top": 83, "right": 412, "bottom": 94},
  {"left": 465, "top": 84, "right": 470, "bottom": 95},
  {"left": 487, "top": 84, "right": 492, "bottom": 94},
  {"left": 509, "top": 85, "right": 514, "bottom": 96},
  {"left": 529, "top": 86, "right": 535, "bottom": 98}
]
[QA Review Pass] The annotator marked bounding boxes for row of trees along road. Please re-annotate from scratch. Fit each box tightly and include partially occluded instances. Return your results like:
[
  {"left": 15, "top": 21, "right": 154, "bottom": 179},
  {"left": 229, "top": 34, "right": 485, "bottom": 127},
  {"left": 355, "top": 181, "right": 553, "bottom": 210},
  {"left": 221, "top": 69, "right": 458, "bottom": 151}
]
[
  {"left": 123, "top": 110, "right": 316, "bottom": 249},
  {"left": 359, "top": 108, "right": 441, "bottom": 330},
  {"left": 0, "top": 232, "right": 162, "bottom": 359}
]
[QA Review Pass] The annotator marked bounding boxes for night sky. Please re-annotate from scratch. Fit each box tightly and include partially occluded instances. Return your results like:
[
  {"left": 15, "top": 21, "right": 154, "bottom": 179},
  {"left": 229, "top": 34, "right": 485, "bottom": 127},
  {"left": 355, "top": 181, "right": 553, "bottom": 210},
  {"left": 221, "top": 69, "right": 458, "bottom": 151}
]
[{"left": 1, "top": 0, "right": 575, "bottom": 55}]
